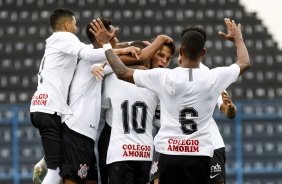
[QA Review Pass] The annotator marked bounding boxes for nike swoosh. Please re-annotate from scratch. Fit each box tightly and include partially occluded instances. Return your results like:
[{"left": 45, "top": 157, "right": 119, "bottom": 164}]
[{"left": 210, "top": 173, "right": 220, "bottom": 179}]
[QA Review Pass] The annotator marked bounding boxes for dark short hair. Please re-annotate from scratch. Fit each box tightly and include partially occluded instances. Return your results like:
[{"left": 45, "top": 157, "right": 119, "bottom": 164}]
[
  {"left": 181, "top": 30, "right": 205, "bottom": 61},
  {"left": 181, "top": 26, "right": 206, "bottom": 41},
  {"left": 49, "top": 8, "right": 74, "bottom": 30},
  {"left": 164, "top": 41, "right": 176, "bottom": 55},
  {"left": 129, "top": 41, "right": 147, "bottom": 49},
  {"left": 150, "top": 37, "right": 176, "bottom": 55},
  {"left": 85, "top": 18, "right": 112, "bottom": 43}
]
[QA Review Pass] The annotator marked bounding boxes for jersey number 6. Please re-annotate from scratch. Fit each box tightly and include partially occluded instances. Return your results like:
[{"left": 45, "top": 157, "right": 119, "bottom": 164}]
[{"left": 179, "top": 107, "right": 198, "bottom": 135}]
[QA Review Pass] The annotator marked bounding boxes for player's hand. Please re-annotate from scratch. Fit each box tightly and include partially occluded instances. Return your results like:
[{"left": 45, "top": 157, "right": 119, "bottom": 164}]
[
  {"left": 120, "top": 46, "right": 141, "bottom": 59},
  {"left": 89, "top": 18, "right": 118, "bottom": 45},
  {"left": 221, "top": 91, "right": 235, "bottom": 110},
  {"left": 218, "top": 18, "right": 242, "bottom": 42},
  {"left": 91, "top": 61, "right": 107, "bottom": 81},
  {"left": 157, "top": 34, "right": 174, "bottom": 43},
  {"left": 33, "top": 160, "right": 47, "bottom": 184}
]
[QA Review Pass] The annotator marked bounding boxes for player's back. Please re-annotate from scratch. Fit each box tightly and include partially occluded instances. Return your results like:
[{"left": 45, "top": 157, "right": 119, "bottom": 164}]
[
  {"left": 102, "top": 73, "right": 159, "bottom": 164},
  {"left": 155, "top": 67, "right": 229, "bottom": 157}
]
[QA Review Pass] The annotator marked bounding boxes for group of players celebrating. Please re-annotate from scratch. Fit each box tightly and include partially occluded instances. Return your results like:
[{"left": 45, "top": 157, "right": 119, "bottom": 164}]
[{"left": 31, "top": 7, "right": 249, "bottom": 184}]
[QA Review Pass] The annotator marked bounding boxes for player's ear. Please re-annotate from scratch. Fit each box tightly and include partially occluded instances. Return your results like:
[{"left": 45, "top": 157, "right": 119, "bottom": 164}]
[
  {"left": 201, "top": 48, "right": 206, "bottom": 58},
  {"left": 177, "top": 55, "right": 182, "bottom": 66},
  {"left": 179, "top": 46, "right": 183, "bottom": 57},
  {"left": 178, "top": 47, "right": 183, "bottom": 66},
  {"left": 63, "top": 20, "right": 69, "bottom": 31}
]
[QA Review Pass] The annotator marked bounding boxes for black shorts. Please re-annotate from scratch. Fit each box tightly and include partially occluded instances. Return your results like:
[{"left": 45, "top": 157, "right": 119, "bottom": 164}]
[
  {"left": 158, "top": 153, "right": 211, "bottom": 184},
  {"left": 108, "top": 161, "right": 152, "bottom": 184},
  {"left": 150, "top": 151, "right": 160, "bottom": 184},
  {"left": 30, "top": 112, "right": 62, "bottom": 169},
  {"left": 98, "top": 122, "right": 112, "bottom": 184},
  {"left": 210, "top": 147, "right": 226, "bottom": 183},
  {"left": 60, "top": 123, "right": 98, "bottom": 184}
]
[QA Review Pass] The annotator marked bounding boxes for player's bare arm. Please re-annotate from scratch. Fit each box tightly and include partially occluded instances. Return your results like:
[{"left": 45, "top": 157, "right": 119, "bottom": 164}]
[
  {"left": 114, "top": 46, "right": 141, "bottom": 59},
  {"left": 118, "top": 34, "right": 173, "bottom": 68},
  {"left": 91, "top": 62, "right": 147, "bottom": 82},
  {"left": 218, "top": 18, "right": 250, "bottom": 75},
  {"left": 104, "top": 49, "right": 135, "bottom": 83},
  {"left": 138, "top": 34, "right": 173, "bottom": 68},
  {"left": 116, "top": 42, "right": 131, "bottom": 49},
  {"left": 89, "top": 18, "right": 136, "bottom": 83},
  {"left": 220, "top": 91, "right": 237, "bottom": 119}
]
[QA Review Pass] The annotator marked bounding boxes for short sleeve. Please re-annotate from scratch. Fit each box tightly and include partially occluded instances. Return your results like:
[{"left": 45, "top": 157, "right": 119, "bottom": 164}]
[
  {"left": 51, "top": 32, "right": 87, "bottom": 55},
  {"left": 211, "top": 64, "right": 240, "bottom": 93},
  {"left": 133, "top": 68, "right": 169, "bottom": 94}
]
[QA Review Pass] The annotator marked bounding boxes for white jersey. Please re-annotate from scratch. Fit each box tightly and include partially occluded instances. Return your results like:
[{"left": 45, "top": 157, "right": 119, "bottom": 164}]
[
  {"left": 102, "top": 73, "right": 159, "bottom": 164},
  {"left": 30, "top": 32, "right": 105, "bottom": 122},
  {"left": 133, "top": 64, "right": 240, "bottom": 157},
  {"left": 151, "top": 64, "right": 228, "bottom": 151},
  {"left": 201, "top": 63, "right": 226, "bottom": 150},
  {"left": 63, "top": 45, "right": 107, "bottom": 141},
  {"left": 153, "top": 94, "right": 226, "bottom": 150}
]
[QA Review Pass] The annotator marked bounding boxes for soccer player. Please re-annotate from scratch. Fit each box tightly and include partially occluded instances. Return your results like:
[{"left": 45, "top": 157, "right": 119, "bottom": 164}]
[
  {"left": 59, "top": 18, "right": 141, "bottom": 184},
  {"left": 89, "top": 17, "right": 250, "bottom": 184},
  {"left": 97, "top": 39, "right": 175, "bottom": 184},
  {"left": 96, "top": 40, "right": 147, "bottom": 184},
  {"left": 31, "top": 16, "right": 159, "bottom": 183},
  {"left": 180, "top": 27, "right": 237, "bottom": 184},
  {"left": 150, "top": 70, "right": 237, "bottom": 184},
  {"left": 101, "top": 68, "right": 159, "bottom": 184},
  {"left": 29, "top": 8, "right": 113, "bottom": 184},
  {"left": 182, "top": 27, "right": 237, "bottom": 184}
]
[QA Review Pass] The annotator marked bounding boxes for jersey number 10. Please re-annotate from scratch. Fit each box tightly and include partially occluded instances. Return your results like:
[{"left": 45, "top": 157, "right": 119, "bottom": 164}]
[{"left": 121, "top": 100, "right": 148, "bottom": 134}]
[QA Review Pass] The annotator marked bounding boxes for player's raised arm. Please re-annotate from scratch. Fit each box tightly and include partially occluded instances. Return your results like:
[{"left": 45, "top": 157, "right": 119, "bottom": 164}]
[
  {"left": 114, "top": 46, "right": 141, "bottom": 59},
  {"left": 89, "top": 18, "right": 135, "bottom": 83},
  {"left": 218, "top": 18, "right": 250, "bottom": 76},
  {"left": 219, "top": 91, "right": 237, "bottom": 119},
  {"left": 117, "top": 34, "right": 173, "bottom": 68}
]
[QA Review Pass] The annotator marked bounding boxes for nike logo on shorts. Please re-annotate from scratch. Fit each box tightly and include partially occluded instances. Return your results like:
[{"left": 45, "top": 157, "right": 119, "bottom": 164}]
[{"left": 210, "top": 173, "right": 220, "bottom": 179}]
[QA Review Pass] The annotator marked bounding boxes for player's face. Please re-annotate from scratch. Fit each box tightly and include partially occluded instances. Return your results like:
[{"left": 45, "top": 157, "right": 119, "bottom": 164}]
[
  {"left": 67, "top": 16, "right": 77, "bottom": 34},
  {"left": 109, "top": 25, "right": 119, "bottom": 49},
  {"left": 151, "top": 45, "right": 173, "bottom": 69}
]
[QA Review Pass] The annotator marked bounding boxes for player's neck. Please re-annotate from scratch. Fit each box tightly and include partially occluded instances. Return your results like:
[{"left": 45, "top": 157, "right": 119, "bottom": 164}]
[
  {"left": 93, "top": 42, "right": 102, "bottom": 48},
  {"left": 180, "top": 60, "right": 200, "bottom": 68}
]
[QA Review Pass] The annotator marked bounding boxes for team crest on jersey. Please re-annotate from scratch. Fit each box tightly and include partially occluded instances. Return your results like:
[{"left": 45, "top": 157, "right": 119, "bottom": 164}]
[
  {"left": 150, "top": 161, "right": 158, "bottom": 174},
  {"left": 78, "top": 164, "right": 89, "bottom": 178}
]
